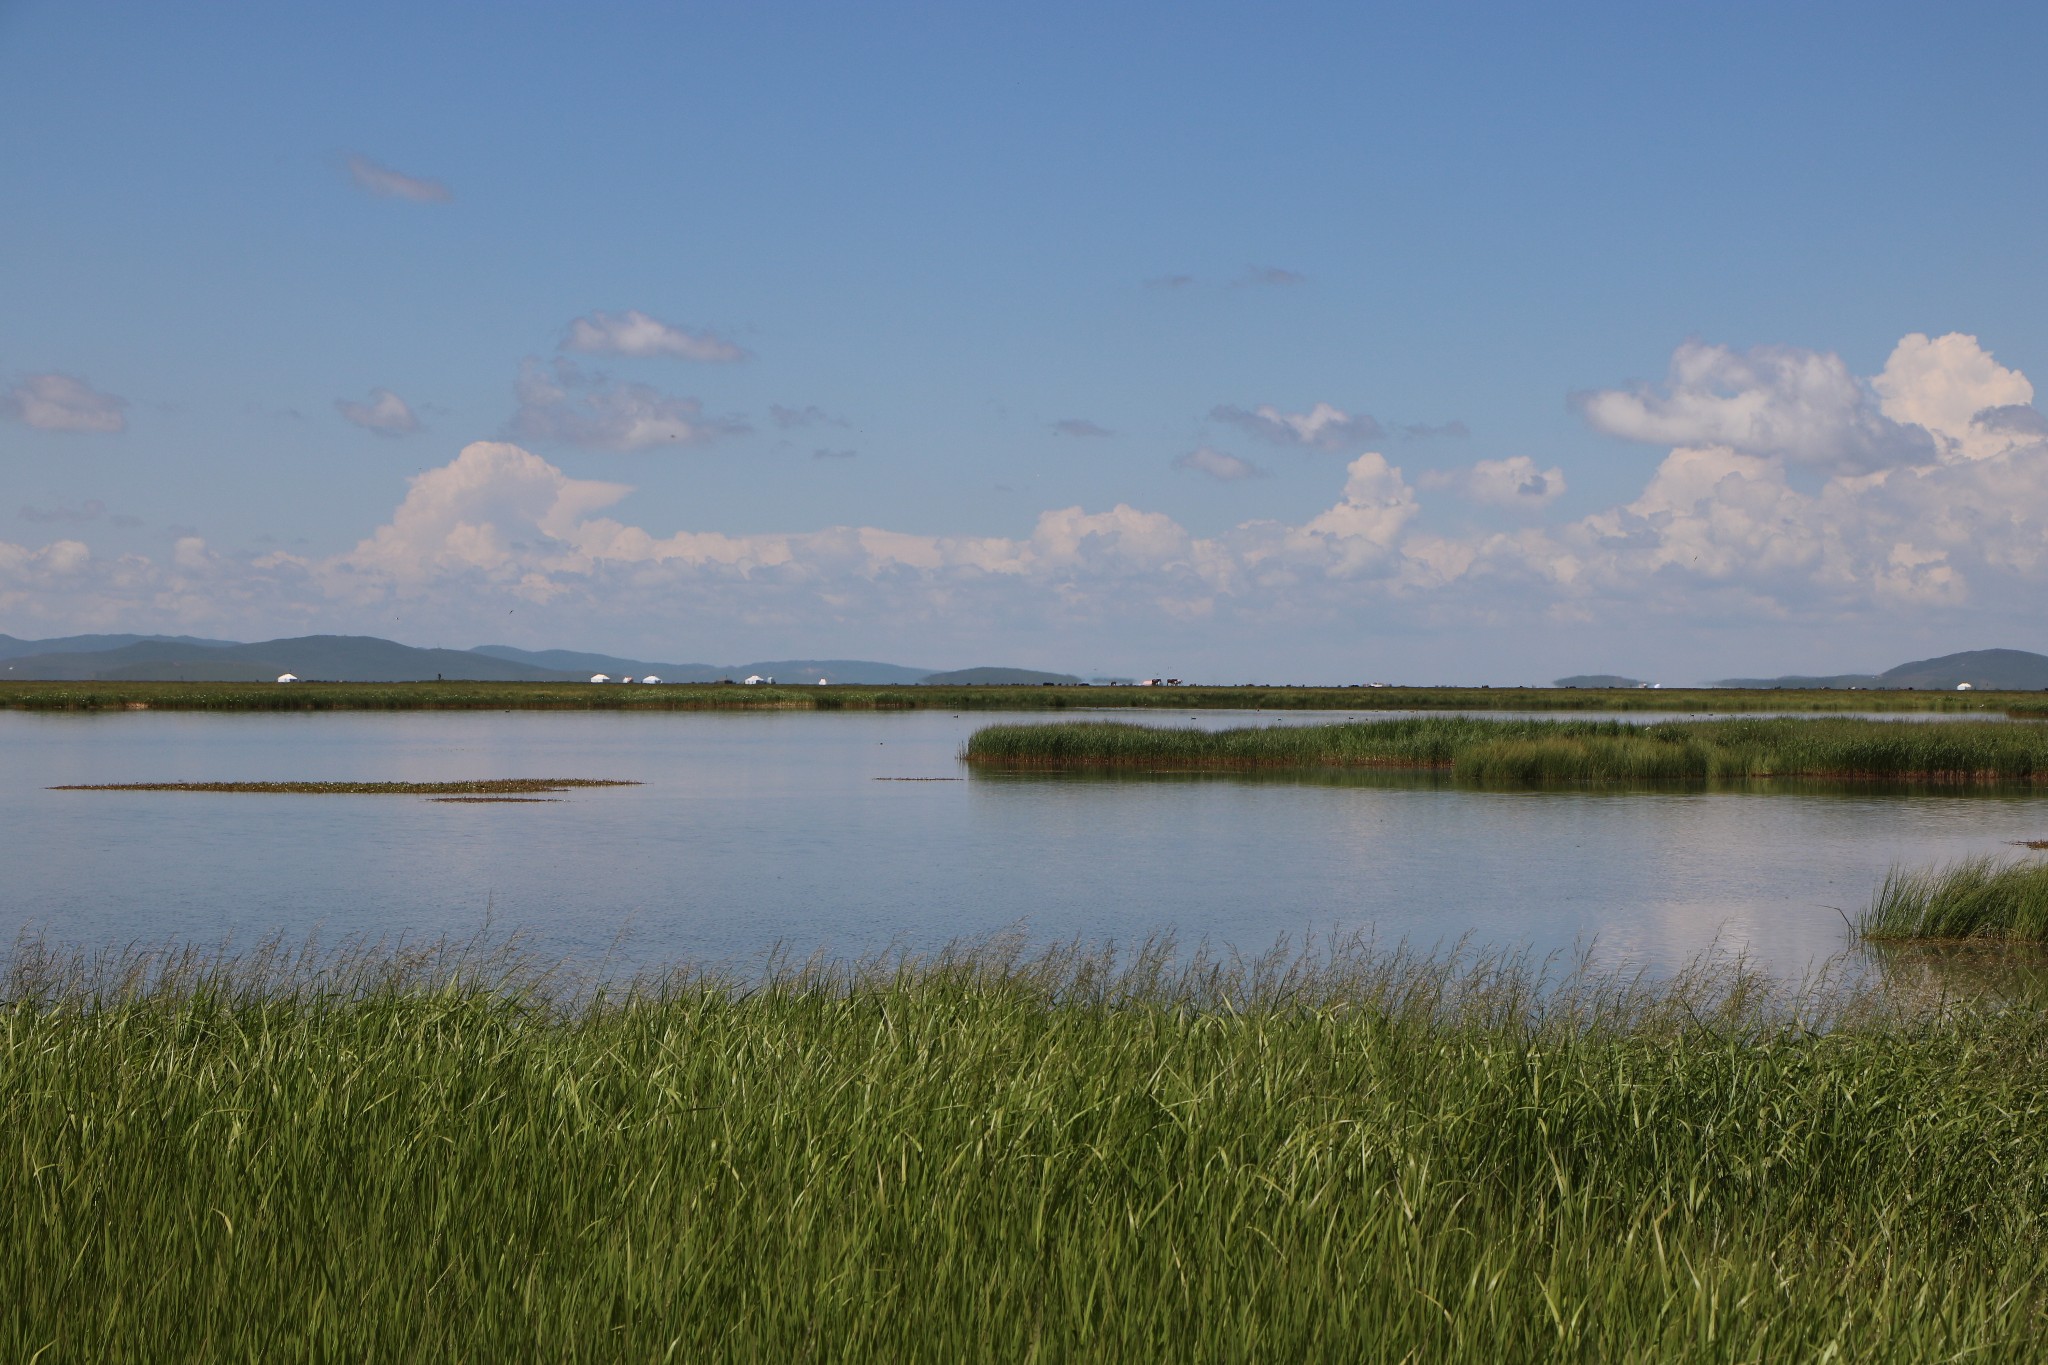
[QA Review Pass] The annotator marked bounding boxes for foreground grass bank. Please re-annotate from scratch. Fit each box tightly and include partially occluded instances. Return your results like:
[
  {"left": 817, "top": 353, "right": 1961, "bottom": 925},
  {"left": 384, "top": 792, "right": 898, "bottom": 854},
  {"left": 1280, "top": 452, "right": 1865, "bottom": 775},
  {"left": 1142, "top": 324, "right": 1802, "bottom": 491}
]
[
  {"left": 5, "top": 937, "right": 2047, "bottom": 1361},
  {"left": 967, "top": 715, "right": 2048, "bottom": 785},
  {"left": 3, "top": 678, "right": 2039, "bottom": 714}
]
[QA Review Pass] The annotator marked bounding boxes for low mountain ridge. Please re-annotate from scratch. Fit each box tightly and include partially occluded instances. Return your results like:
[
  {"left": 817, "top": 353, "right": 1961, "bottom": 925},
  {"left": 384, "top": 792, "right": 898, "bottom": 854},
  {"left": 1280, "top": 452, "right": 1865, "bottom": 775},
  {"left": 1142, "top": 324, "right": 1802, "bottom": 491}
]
[
  {"left": 3, "top": 636, "right": 576, "bottom": 682},
  {"left": 1714, "top": 649, "right": 2048, "bottom": 690},
  {"left": 2, "top": 634, "right": 988, "bottom": 684},
  {"left": 0, "top": 632, "right": 242, "bottom": 661},
  {"left": 1878, "top": 649, "right": 2048, "bottom": 690}
]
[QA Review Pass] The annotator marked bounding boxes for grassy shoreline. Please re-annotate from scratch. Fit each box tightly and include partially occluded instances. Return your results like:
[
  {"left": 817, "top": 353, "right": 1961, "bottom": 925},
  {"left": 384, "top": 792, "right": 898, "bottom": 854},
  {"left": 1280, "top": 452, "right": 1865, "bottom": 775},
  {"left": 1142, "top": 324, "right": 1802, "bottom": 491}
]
[
  {"left": 3, "top": 678, "right": 2042, "bottom": 714},
  {"left": 4, "top": 933, "right": 2046, "bottom": 1360},
  {"left": 965, "top": 715, "right": 2048, "bottom": 785}
]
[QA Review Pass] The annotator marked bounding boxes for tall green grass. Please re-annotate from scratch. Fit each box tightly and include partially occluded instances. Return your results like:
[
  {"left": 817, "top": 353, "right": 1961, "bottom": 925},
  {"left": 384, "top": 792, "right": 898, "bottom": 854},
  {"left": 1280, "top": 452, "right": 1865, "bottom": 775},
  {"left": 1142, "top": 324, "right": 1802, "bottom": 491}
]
[
  {"left": 966, "top": 715, "right": 2048, "bottom": 785},
  {"left": 1861, "top": 855, "right": 2048, "bottom": 942},
  {"left": 5, "top": 931, "right": 2047, "bottom": 1361}
]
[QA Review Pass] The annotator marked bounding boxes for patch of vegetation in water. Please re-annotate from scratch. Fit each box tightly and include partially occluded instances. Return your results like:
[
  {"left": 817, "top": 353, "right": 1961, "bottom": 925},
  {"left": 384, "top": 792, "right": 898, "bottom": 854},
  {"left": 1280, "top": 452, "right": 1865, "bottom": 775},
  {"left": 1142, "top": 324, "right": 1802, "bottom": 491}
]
[
  {"left": 1860, "top": 855, "right": 2048, "bottom": 942},
  {"left": 965, "top": 716, "right": 2048, "bottom": 786},
  {"left": 48, "top": 779, "right": 638, "bottom": 795},
  {"left": 3, "top": 931, "right": 2045, "bottom": 1361}
]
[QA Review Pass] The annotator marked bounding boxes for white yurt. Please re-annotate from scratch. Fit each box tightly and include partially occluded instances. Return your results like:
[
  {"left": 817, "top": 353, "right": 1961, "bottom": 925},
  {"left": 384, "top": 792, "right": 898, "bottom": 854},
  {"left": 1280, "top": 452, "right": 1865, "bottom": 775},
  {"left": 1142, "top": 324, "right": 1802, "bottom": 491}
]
[
  {"left": 276, "top": 673, "right": 298, "bottom": 684},
  {"left": 590, "top": 673, "right": 611, "bottom": 684},
  {"left": 640, "top": 675, "right": 661, "bottom": 684}
]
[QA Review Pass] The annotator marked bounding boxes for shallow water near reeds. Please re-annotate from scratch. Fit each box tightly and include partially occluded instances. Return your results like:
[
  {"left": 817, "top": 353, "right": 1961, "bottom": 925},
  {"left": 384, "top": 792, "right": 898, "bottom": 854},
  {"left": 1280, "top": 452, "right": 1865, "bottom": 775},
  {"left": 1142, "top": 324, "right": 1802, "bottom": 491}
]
[{"left": 7, "top": 708, "right": 2047, "bottom": 981}]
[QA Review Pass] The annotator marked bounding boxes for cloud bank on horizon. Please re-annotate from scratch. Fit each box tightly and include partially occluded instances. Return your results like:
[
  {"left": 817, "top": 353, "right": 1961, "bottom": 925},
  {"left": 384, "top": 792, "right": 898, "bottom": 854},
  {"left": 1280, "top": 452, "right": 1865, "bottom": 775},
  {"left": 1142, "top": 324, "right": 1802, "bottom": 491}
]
[{"left": 5, "top": 332, "right": 2044, "bottom": 676}]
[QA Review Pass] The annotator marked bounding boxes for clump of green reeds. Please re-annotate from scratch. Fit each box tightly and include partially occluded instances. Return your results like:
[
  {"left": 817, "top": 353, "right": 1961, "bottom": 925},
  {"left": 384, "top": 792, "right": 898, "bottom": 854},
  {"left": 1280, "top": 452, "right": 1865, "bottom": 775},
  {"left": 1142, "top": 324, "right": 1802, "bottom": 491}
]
[
  {"left": 965, "top": 716, "right": 1643, "bottom": 770},
  {"left": 967, "top": 715, "right": 2048, "bottom": 786},
  {"left": 4, "top": 927, "right": 2047, "bottom": 1361},
  {"left": 1860, "top": 855, "right": 2048, "bottom": 942}
]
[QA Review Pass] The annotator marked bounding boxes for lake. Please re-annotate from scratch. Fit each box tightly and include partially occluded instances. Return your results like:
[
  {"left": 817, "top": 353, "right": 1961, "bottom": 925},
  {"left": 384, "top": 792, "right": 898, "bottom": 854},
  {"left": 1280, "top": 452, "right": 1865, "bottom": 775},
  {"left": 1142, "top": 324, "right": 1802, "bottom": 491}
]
[{"left": 7, "top": 709, "right": 2044, "bottom": 979}]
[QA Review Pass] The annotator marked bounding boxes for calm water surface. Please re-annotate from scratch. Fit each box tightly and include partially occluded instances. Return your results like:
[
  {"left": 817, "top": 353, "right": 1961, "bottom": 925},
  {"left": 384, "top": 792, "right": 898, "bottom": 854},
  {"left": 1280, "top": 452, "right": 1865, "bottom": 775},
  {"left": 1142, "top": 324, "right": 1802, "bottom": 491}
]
[{"left": 6, "top": 709, "right": 2044, "bottom": 978}]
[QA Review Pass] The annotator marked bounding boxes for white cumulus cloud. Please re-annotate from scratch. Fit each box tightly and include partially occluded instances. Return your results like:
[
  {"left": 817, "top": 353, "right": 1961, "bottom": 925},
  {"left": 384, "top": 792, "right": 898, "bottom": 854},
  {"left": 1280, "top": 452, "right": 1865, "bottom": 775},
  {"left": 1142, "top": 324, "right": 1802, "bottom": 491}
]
[
  {"left": 3, "top": 373, "right": 128, "bottom": 433},
  {"left": 1212, "top": 402, "right": 1383, "bottom": 450},
  {"left": 561, "top": 310, "right": 744, "bottom": 363},
  {"left": 335, "top": 388, "right": 420, "bottom": 437},
  {"left": 510, "top": 359, "right": 747, "bottom": 451},
  {"left": 1174, "top": 447, "right": 1263, "bottom": 480},
  {"left": 1873, "top": 331, "right": 2035, "bottom": 462},
  {"left": 14, "top": 332, "right": 2048, "bottom": 673},
  {"left": 1573, "top": 340, "right": 1924, "bottom": 469},
  {"left": 1421, "top": 456, "right": 1566, "bottom": 507}
]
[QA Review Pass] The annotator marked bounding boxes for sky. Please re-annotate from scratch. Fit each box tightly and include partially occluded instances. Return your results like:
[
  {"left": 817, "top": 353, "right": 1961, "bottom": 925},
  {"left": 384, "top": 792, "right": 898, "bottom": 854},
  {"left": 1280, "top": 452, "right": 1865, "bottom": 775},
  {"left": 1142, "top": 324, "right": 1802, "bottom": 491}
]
[{"left": 4, "top": 1, "right": 2046, "bottom": 682}]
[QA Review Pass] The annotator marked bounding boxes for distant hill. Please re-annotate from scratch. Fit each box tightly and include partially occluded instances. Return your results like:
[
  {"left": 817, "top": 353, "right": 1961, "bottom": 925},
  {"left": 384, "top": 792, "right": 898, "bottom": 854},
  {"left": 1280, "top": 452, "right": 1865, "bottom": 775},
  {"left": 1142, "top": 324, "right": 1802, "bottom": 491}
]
[
  {"left": 469, "top": 645, "right": 722, "bottom": 680},
  {"left": 1878, "top": 649, "right": 2048, "bottom": 690},
  {"left": 0, "top": 631, "right": 1062, "bottom": 685},
  {"left": 1553, "top": 674, "right": 1646, "bottom": 688},
  {"left": 472, "top": 645, "right": 932, "bottom": 685},
  {"left": 0, "top": 632, "right": 241, "bottom": 661},
  {"left": 1713, "top": 649, "right": 2048, "bottom": 690},
  {"left": 919, "top": 667, "right": 1084, "bottom": 686},
  {"left": 3, "top": 635, "right": 577, "bottom": 682}
]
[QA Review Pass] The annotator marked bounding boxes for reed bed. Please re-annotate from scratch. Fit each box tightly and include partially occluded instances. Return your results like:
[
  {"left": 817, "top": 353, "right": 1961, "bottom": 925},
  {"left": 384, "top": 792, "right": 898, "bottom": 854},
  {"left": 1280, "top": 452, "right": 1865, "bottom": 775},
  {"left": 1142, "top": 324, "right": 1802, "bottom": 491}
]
[
  {"left": 4, "top": 931, "right": 2047, "bottom": 1361},
  {"left": 966, "top": 715, "right": 2048, "bottom": 785},
  {"left": 1861, "top": 855, "right": 2048, "bottom": 942}
]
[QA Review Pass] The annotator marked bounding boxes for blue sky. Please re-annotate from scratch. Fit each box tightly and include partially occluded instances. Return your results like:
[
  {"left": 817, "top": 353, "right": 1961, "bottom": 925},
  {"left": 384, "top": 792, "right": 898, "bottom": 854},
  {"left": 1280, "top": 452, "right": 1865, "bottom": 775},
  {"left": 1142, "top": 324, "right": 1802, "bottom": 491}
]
[{"left": 5, "top": 1, "right": 2046, "bottom": 681}]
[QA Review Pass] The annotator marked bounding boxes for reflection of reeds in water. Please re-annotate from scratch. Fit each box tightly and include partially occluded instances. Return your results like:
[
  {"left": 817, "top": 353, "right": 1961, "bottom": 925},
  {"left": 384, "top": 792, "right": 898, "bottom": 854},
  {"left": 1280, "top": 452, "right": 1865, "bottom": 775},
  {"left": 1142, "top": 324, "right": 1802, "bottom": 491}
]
[
  {"left": 966, "top": 716, "right": 2048, "bottom": 786},
  {"left": 5, "top": 927, "right": 2047, "bottom": 1359},
  {"left": 1860, "top": 856, "right": 2048, "bottom": 942}
]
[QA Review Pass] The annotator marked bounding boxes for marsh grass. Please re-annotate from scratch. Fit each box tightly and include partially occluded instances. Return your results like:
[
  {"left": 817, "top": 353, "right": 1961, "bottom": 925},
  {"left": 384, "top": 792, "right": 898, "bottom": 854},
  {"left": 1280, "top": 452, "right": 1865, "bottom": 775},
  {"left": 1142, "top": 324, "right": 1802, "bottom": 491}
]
[
  {"left": 966, "top": 716, "right": 2048, "bottom": 786},
  {"left": 47, "top": 778, "right": 638, "bottom": 795},
  {"left": 1860, "top": 855, "right": 2048, "bottom": 942},
  {"left": 5, "top": 928, "right": 2047, "bottom": 1361}
]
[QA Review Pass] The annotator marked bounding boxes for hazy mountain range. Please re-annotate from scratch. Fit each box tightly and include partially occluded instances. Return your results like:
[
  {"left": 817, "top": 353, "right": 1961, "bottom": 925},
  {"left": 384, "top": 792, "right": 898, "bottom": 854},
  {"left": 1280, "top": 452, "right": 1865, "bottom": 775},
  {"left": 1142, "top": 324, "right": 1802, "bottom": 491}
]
[
  {"left": 1558, "top": 649, "right": 2048, "bottom": 691},
  {"left": 0, "top": 634, "right": 1080, "bottom": 686},
  {"left": 5, "top": 633, "right": 2040, "bottom": 689}
]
